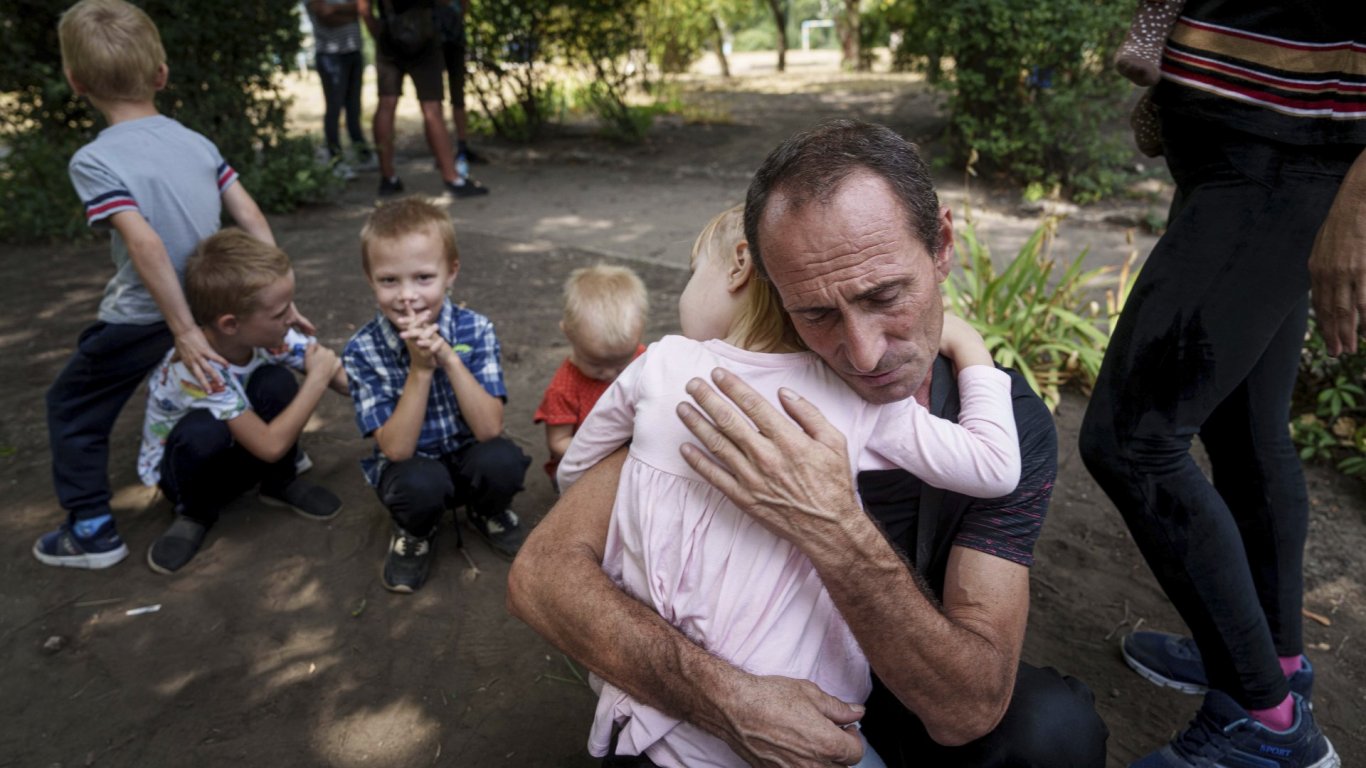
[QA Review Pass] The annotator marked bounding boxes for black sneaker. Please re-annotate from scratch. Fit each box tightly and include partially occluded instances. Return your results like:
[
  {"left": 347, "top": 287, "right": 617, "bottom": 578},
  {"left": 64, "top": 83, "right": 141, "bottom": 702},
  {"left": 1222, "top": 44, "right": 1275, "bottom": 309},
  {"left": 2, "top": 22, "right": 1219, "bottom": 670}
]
[
  {"left": 1131, "top": 691, "right": 1338, "bottom": 768},
  {"left": 378, "top": 176, "right": 405, "bottom": 196},
  {"left": 147, "top": 515, "right": 208, "bottom": 575},
  {"left": 444, "top": 178, "right": 489, "bottom": 198},
  {"left": 462, "top": 146, "right": 488, "bottom": 165},
  {"left": 33, "top": 521, "right": 129, "bottom": 569},
  {"left": 382, "top": 526, "right": 434, "bottom": 593},
  {"left": 466, "top": 508, "right": 524, "bottom": 558},
  {"left": 1123, "top": 631, "right": 1314, "bottom": 700},
  {"left": 259, "top": 478, "right": 343, "bottom": 521}
]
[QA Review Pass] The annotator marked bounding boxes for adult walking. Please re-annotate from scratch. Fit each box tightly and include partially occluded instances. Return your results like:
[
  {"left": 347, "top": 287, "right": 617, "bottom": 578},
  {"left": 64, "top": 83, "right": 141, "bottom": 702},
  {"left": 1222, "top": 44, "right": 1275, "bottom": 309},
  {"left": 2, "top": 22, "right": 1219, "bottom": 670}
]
[{"left": 1079, "top": 3, "right": 1364, "bottom": 766}]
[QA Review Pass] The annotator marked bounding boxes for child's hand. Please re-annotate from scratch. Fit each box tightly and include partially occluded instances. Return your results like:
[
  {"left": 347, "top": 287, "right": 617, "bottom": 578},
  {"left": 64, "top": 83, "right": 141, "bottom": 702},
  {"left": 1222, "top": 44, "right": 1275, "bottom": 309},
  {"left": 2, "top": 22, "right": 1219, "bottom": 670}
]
[
  {"left": 174, "top": 327, "right": 228, "bottom": 392},
  {"left": 304, "top": 342, "right": 341, "bottom": 381},
  {"left": 290, "top": 303, "right": 317, "bottom": 336},
  {"left": 404, "top": 321, "right": 452, "bottom": 369},
  {"left": 397, "top": 305, "right": 438, "bottom": 370},
  {"left": 940, "top": 313, "right": 994, "bottom": 371}
]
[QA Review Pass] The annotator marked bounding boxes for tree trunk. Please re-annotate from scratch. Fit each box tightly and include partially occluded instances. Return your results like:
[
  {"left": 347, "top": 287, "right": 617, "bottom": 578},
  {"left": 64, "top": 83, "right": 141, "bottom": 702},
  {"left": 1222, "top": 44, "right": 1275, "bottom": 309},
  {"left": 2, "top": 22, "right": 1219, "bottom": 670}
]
[
  {"left": 712, "top": 12, "right": 730, "bottom": 78},
  {"left": 765, "top": 0, "right": 787, "bottom": 72},
  {"left": 840, "top": 0, "right": 862, "bottom": 70}
]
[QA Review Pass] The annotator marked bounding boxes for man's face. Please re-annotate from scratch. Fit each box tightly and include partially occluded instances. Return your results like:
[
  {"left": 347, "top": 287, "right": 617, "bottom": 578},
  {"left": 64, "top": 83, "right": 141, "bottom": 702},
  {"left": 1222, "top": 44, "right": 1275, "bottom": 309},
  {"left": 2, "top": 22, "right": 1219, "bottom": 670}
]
[{"left": 759, "top": 172, "right": 952, "bottom": 405}]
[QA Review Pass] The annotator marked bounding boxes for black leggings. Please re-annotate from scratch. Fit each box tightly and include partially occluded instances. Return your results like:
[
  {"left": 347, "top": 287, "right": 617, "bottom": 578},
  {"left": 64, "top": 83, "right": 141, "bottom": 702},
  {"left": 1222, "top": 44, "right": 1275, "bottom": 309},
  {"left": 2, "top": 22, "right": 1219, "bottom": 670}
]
[{"left": 1080, "top": 116, "right": 1360, "bottom": 709}]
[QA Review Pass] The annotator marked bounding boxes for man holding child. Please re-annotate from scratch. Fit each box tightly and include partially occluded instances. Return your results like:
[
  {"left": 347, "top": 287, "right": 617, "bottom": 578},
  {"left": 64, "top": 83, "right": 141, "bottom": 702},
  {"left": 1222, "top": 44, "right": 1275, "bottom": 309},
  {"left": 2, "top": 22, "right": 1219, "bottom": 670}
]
[{"left": 509, "top": 120, "right": 1107, "bottom": 766}]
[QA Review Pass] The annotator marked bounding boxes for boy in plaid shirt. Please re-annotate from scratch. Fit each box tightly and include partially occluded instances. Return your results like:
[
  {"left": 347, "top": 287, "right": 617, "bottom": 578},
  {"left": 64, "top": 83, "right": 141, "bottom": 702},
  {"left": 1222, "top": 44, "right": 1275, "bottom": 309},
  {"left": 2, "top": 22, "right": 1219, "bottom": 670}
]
[{"left": 343, "top": 197, "right": 529, "bottom": 593}]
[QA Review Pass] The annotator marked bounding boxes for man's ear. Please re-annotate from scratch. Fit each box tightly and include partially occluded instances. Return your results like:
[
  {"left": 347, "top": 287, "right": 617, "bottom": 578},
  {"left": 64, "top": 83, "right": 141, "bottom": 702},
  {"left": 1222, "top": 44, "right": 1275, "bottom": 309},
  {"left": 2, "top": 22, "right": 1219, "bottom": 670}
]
[
  {"left": 153, "top": 63, "right": 169, "bottom": 91},
  {"left": 932, "top": 206, "right": 955, "bottom": 282},
  {"left": 727, "top": 241, "right": 755, "bottom": 292}
]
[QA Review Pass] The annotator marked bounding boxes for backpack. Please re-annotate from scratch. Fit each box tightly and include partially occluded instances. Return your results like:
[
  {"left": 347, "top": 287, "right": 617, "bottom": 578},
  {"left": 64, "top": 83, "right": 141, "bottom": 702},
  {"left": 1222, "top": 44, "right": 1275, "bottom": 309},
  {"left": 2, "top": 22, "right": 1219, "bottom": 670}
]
[{"left": 382, "top": 0, "right": 435, "bottom": 58}]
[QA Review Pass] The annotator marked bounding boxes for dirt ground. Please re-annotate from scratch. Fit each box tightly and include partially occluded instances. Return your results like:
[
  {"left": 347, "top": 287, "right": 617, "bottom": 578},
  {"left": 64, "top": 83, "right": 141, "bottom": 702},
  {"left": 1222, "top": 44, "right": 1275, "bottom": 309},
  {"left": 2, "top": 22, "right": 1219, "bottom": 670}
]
[{"left": 3, "top": 50, "right": 1364, "bottom": 767}]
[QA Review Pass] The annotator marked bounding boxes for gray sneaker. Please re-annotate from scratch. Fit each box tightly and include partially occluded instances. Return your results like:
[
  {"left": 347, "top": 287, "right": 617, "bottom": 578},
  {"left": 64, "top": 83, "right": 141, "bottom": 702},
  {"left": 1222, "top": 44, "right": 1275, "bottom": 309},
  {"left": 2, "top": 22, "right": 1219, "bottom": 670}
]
[{"left": 1122, "top": 631, "right": 1314, "bottom": 700}]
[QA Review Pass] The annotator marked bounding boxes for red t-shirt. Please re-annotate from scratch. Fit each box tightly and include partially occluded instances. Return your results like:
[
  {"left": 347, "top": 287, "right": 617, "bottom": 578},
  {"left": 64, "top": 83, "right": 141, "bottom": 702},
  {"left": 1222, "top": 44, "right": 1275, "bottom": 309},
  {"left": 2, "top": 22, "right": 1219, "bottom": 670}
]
[{"left": 535, "top": 345, "right": 646, "bottom": 478}]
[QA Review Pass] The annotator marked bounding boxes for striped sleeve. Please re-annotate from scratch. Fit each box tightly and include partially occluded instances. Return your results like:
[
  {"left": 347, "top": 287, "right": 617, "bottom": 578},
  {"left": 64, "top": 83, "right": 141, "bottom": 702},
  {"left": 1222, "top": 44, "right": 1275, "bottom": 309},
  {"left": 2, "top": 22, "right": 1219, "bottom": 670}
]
[
  {"left": 216, "top": 161, "right": 239, "bottom": 192},
  {"left": 69, "top": 153, "right": 138, "bottom": 227}
]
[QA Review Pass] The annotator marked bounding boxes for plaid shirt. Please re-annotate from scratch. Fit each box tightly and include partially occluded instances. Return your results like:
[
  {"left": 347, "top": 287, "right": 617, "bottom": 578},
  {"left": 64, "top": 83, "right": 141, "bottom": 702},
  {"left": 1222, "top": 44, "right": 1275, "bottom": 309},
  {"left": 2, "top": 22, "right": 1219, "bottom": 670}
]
[{"left": 343, "top": 298, "right": 507, "bottom": 486}]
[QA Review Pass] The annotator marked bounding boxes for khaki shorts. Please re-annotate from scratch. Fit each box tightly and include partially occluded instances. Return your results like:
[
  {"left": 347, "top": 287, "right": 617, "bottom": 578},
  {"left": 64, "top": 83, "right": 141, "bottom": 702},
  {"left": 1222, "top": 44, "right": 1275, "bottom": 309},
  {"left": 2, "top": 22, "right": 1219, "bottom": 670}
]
[{"left": 375, "top": 39, "right": 445, "bottom": 102}]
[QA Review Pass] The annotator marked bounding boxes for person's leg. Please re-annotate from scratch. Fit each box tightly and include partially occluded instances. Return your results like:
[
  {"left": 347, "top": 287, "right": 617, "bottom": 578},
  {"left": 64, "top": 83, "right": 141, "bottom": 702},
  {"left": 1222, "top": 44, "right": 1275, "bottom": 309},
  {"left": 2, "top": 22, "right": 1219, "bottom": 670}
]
[
  {"left": 340, "top": 50, "right": 368, "bottom": 150},
  {"left": 376, "top": 456, "right": 452, "bottom": 592},
  {"left": 862, "top": 664, "right": 1107, "bottom": 767},
  {"left": 442, "top": 39, "right": 469, "bottom": 144},
  {"left": 446, "top": 437, "right": 530, "bottom": 556},
  {"left": 1079, "top": 121, "right": 1349, "bottom": 711},
  {"left": 316, "top": 51, "right": 346, "bottom": 157},
  {"left": 409, "top": 42, "right": 456, "bottom": 183},
  {"left": 373, "top": 48, "right": 403, "bottom": 182},
  {"left": 244, "top": 365, "right": 342, "bottom": 518},
  {"left": 46, "top": 322, "right": 172, "bottom": 521}
]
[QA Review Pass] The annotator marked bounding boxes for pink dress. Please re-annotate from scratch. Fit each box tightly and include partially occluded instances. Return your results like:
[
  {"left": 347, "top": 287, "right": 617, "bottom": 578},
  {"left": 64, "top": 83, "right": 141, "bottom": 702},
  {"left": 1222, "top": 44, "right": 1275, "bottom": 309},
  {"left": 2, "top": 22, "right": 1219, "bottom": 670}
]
[{"left": 558, "top": 335, "right": 1020, "bottom": 767}]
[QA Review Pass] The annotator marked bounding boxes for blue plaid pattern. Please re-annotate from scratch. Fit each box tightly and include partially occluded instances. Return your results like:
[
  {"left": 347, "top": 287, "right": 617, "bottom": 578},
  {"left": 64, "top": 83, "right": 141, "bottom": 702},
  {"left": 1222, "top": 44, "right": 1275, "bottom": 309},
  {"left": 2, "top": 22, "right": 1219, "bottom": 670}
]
[{"left": 344, "top": 299, "right": 507, "bottom": 486}]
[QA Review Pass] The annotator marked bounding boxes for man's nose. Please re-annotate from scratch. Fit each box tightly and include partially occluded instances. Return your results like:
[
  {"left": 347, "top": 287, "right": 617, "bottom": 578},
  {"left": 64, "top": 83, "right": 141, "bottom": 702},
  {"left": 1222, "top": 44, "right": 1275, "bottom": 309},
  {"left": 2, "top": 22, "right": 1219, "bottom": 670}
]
[{"left": 843, "top": 315, "right": 887, "bottom": 373}]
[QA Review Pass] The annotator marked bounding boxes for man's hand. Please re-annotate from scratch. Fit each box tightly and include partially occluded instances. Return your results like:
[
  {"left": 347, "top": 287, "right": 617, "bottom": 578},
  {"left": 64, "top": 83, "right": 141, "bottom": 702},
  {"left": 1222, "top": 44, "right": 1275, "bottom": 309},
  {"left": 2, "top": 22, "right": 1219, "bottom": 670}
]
[
  {"left": 709, "top": 674, "right": 866, "bottom": 767},
  {"left": 174, "top": 326, "right": 227, "bottom": 392},
  {"left": 676, "top": 368, "right": 862, "bottom": 553},
  {"left": 1310, "top": 155, "right": 1366, "bottom": 356}
]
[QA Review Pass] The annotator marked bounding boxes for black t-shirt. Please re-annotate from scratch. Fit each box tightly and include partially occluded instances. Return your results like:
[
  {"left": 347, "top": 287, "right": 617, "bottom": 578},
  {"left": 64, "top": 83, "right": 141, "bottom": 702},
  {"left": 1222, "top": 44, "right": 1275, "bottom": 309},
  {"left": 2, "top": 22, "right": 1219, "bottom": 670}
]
[
  {"left": 1153, "top": 0, "right": 1366, "bottom": 146},
  {"left": 856, "top": 357, "right": 1055, "bottom": 599}
]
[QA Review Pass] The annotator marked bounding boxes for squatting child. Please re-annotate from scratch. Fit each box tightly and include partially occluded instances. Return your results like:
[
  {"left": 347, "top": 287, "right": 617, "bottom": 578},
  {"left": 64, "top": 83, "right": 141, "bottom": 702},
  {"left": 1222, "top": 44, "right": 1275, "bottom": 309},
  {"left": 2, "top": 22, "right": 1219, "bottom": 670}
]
[
  {"left": 534, "top": 264, "right": 647, "bottom": 484},
  {"left": 35, "top": 0, "right": 285, "bottom": 569},
  {"left": 344, "top": 197, "right": 530, "bottom": 594},
  {"left": 139, "top": 230, "right": 348, "bottom": 574},
  {"left": 557, "top": 206, "right": 1023, "bottom": 767}
]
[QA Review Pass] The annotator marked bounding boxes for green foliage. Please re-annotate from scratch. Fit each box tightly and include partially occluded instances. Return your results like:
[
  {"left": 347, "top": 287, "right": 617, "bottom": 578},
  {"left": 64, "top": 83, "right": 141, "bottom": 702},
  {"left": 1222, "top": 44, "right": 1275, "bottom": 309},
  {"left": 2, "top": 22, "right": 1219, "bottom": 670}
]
[
  {"left": 239, "top": 135, "right": 345, "bottom": 214},
  {"left": 892, "top": 0, "right": 1134, "bottom": 200},
  {"left": 467, "top": 0, "right": 565, "bottom": 141},
  {"left": 1293, "top": 319, "right": 1366, "bottom": 479},
  {"left": 0, "top": 0, "right": 336, "bottom": 242},
  {"left": 562, "top": 0, "right": 654, "bottom": 142},
  {"left": 941, "top": 214, "right": 1138, "bottom": 411}
]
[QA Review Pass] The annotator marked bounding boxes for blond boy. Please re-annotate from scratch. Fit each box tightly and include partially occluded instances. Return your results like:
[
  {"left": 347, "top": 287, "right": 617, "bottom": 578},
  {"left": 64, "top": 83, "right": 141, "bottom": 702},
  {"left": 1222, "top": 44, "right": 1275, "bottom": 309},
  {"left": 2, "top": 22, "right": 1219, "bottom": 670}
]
[
  {"left": 534, "top": 265, "right": 648, "bottom": 483},
  {"left": 139, "top": 231, "right": 348, "bottom": 574},
  {"left": 343, "top": 197, "right": 529, "bottom": 593},
  {"left": 36, "top": 0, "right": 289, "bottom": 569}
]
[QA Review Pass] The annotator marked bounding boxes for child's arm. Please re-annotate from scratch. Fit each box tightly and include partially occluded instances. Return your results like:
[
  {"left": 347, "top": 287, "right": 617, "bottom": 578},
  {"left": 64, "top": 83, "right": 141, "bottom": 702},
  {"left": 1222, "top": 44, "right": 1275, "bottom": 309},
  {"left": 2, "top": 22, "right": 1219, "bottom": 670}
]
[
  {"left": 545, "top": 424, "right": 575, "bottom": 468},
  {"left": 329, "top": 366, "right": 350, "bottom": 396},
  {"left": 110, "top": 210, "right": 226, "bottom": 391},
  {"left": 557, "top": 355, "right": 645, "bottom": 492},
  {"left": 372, "top": 313, "right": 438, "bottom": 462},
  {"left": 225, "top": 342, "right": 341, "bottom": 462},
  {"left": 865, "top": 314, "right": 1020, "bottom": 497},
  {"left": 409, "top": 316, "right": 505, "bottom": 441},
  {"left": 220, "top": 183, "right": 275, "bottom": 246}
]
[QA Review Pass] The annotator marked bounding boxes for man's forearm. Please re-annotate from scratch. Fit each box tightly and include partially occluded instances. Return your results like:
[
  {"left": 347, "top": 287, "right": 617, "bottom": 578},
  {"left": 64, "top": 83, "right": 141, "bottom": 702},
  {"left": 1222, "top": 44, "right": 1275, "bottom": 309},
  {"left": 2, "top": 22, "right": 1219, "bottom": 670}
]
[{"left": 807, "top": 513, "right": 1022, "bottom": 746}]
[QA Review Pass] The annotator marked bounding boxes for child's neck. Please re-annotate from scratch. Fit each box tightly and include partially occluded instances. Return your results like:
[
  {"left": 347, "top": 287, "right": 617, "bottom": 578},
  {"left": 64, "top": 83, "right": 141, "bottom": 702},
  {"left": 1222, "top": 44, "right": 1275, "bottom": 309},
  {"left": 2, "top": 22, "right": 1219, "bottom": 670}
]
[
  {"left": 203, "top": 327, "right": 254, "bottom": 367},
  {"left": 91, "top": 97, "right": 159, "bottom": 126}
]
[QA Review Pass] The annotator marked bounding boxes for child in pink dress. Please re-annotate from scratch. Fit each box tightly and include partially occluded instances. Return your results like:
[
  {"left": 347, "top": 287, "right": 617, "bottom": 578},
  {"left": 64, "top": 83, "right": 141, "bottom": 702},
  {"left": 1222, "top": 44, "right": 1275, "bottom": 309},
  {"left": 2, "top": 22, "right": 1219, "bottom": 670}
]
[{"left": 558, "top": 206, "right": 1021, "bottom": 767}]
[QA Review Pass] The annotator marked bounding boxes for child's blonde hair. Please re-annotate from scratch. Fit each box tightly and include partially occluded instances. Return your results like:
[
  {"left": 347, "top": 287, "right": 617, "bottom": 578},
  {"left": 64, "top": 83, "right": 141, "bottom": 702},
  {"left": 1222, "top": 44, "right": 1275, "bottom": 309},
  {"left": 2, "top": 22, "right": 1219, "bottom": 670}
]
[
  {"left": 186, "top": 229, "right": 292, "bottom": 326},
  {"left": 58, "top": 0, "right": 166, "bottom": 102},
  {"left": 562, "top": 264, "right": 648, "bottom": 351},
  {"left": 694, "top": 205, "right": 802, "bottom": 354},
  {"left": 360, "top": 196, "right": 459, "bottom": 274}
]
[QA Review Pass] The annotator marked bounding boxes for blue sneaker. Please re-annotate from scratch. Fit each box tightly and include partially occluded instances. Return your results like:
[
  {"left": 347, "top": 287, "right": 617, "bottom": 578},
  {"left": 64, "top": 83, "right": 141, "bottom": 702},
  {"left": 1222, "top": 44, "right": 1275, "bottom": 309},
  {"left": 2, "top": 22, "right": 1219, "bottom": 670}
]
[
  {"left": 1123, "top": 631, "right": 1314, "bottom": 700},
  {"left": 33, "top": 522, "right": 129, "bottom": 569},
  {"left": 1132, "top": 691, "right": 1338, "bottom": 768}
]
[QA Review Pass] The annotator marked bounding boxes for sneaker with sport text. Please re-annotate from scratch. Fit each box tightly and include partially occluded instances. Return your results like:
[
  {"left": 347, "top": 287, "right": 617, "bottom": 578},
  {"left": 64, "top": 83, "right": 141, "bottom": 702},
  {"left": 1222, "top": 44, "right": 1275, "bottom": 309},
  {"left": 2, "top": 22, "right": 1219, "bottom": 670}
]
[
  {"left": 1123, "top": 631, "right": 1314, "bottom": 700},
  {"left": 383, "top": 526, "right": 433, "bottom": 593},
  {"left": 1131, "top": 690, "right": 1338, "bottom": 768},
  {"left": 33, "top": 520, "right": 129, "bottom": 569}
]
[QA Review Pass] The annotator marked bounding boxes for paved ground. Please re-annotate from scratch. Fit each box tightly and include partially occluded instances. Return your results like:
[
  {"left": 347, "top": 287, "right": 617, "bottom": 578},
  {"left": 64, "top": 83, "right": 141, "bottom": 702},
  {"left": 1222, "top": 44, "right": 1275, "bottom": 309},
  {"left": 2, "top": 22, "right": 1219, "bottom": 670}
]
[{"left": 3, "top": 49, "right": 1363, "bottom": 767}]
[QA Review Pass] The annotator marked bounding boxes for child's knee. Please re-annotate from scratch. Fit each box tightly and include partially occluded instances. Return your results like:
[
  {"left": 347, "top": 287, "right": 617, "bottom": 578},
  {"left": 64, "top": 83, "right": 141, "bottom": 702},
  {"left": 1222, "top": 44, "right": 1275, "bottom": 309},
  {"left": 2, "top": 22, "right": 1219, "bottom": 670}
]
[
  {"left": 166, "top": 410, "right": 234, "bottom": 461},
  {"left": 466, "top": 437, "right": 531, "bottom": 493},
  {"left": 245, "top": 364, "right": 300, "bottom": 417}
]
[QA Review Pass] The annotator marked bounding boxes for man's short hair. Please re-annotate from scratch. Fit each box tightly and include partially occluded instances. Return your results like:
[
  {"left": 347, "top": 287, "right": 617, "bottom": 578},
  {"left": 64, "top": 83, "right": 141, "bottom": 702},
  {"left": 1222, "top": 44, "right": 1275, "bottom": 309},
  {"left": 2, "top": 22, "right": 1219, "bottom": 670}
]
[
  {"left": 186, "top": 229, "right": 292, "bottom": 326},
  {"left": 360, "top": 196, "right": 459, "bottom": 274},
  {"left": 58, "top": 0, "right": 166, "bottom": 102},
  {"left": 743, "top": 119, "right": 942, "bottom": 276},
  {"left": 562, "top": 264, "right": 648, "bottom": 351}
]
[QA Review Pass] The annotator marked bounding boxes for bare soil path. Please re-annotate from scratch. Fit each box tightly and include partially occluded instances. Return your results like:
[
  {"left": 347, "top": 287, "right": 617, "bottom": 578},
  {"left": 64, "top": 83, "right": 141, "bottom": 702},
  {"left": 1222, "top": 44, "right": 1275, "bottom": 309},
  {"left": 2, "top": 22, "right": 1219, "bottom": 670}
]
[{"left": 3, "top": 50, "right": 1362, "bottom": 767}]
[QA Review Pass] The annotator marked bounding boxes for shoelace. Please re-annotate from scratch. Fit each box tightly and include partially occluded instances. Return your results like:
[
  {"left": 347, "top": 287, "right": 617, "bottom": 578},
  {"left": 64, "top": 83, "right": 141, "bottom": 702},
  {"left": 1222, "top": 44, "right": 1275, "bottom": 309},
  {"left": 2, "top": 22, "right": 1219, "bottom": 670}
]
[
  {"left": 1172, "top": 705, "right": 1239, "bottom": 761},
  {"left": 394, "top": 535, "right": 430, "bottom": 558}
]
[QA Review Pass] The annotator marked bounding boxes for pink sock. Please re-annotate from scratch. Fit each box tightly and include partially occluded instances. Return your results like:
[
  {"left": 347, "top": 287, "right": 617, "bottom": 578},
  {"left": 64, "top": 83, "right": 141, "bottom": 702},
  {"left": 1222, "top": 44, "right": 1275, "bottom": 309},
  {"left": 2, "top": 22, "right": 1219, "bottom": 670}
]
[
  {"left": 1279, "top": 655, "right": 1303, "bottom": 677},
  {"left": 1249, "top": 694, "right": 1294, "bottom": 731}
]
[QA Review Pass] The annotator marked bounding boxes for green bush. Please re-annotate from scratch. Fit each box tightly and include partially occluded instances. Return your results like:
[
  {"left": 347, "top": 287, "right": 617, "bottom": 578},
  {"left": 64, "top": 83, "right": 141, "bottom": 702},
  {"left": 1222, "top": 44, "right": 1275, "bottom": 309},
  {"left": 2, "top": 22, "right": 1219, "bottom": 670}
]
[
  {"left": 941, "top": 213, "right": 1138, "bottom": 410},
  {"left": 1293, "top": 318, "right": 1366, "bottom": 480},
  {"left": 893, "top": 0, "right": 1134, "bottom": 201},
  {"left": 0, "top": 0, "right": 335, "bottom": 242},
  {"left": 467, "top": 0, "right": 567, "bottom": 142}
]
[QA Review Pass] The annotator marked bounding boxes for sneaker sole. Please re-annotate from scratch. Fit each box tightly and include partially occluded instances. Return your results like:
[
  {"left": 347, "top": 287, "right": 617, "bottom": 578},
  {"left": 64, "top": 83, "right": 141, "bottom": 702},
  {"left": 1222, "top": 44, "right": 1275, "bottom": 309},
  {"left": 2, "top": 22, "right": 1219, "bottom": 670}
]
[
  {"left": 33, "top": 541, "right": 129, "bottom": 569},
  {"left": 380, "top": 561, "right": 418, "bottom": 594},
  {"left": 258, "top": 493, "right": 342, "bottom": 522},
  {"left": 146, "top": 545, "right": 179, "bottom": 576},
  {"left": 1120, "top": 640, "right": 1208, "bottom": 694},
  {"left": 1309, "top": 742, "right": 1340, "bottom": 768}
]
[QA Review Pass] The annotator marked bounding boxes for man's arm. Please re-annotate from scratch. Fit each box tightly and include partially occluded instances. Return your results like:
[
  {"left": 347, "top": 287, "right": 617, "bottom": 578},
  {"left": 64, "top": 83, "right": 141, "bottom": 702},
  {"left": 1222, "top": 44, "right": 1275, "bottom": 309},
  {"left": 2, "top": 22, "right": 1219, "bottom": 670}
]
[
  {"left": 507, "top": 449, "right": 865, "bottom": 767},
  {"left": 1310, "top": 147, "right": 1366, "bottom": 356},
  {"left": 355, "top": 0, "right": 381, "bottom": 38},
  {"left": 677, "top": 369, "right": 1029, "bottom": 745}
]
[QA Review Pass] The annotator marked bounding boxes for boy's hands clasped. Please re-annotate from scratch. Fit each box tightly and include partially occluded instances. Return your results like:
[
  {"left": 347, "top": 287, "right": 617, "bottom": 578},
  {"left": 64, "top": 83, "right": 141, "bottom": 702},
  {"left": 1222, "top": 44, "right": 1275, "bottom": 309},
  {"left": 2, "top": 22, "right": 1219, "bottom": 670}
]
[{"left": 397, "top": 304, "right": 454, "bottom": 371}]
